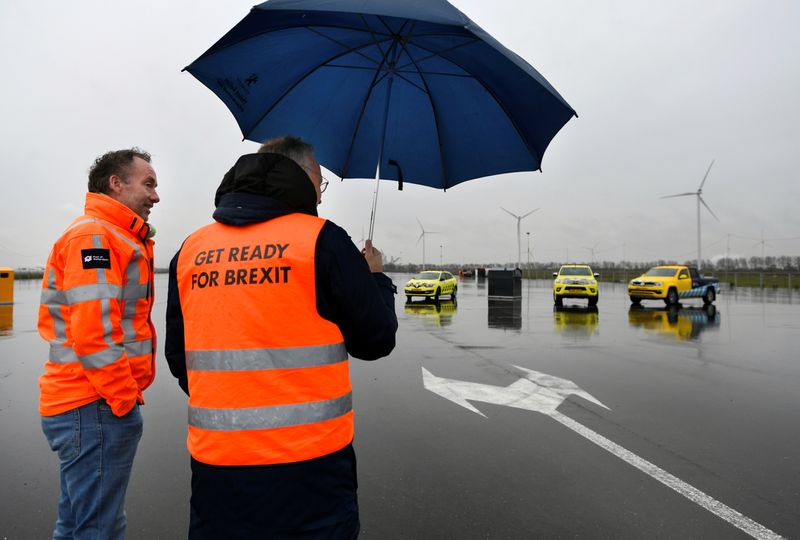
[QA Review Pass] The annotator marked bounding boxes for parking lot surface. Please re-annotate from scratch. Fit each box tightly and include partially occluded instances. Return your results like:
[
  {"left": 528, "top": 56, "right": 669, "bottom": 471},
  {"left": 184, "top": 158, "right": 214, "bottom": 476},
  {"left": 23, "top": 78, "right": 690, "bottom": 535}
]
[{"left": 1, "top": 275, "right": 797, "bottom": 539}]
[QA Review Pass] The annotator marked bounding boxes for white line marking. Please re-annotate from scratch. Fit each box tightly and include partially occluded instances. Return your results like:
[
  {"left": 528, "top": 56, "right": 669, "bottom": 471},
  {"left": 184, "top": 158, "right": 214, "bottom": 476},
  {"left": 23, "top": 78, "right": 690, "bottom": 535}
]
[
  {"left": 552, "top": 412, "right": 784, "bottom": 540},
  {"left": 422, "top": 367, "right": 785, "bottom": 540}
]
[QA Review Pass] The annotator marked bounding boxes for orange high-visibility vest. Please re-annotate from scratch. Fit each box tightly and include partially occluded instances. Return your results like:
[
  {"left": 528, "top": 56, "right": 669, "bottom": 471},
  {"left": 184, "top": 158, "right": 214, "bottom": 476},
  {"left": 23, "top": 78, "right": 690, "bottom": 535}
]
[
  {"left": 38, "top": 193, "right": 156, "bottom": 417},
  {"left": 176, "top": 213, "right": 352, "bottom": 466}
]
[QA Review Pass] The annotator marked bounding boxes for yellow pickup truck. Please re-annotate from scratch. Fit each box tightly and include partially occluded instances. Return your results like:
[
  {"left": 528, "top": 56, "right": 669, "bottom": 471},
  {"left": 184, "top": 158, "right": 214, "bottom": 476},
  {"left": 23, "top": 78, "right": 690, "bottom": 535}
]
[{"left": 628, "top": 265, "right": 719, "bottom": 306}]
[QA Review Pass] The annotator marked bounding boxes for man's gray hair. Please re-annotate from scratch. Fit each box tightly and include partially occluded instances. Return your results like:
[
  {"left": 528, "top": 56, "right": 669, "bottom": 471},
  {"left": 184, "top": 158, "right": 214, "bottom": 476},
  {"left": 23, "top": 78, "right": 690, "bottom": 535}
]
[{"left": 258, "top": 135, "right": 315, "bottom": 169}]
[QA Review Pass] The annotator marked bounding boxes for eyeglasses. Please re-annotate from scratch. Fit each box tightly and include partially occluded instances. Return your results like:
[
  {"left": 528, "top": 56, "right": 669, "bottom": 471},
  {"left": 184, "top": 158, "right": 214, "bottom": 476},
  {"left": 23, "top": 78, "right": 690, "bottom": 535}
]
[{"left": 301, "top": 165, "right": 329, "bottom": 193}]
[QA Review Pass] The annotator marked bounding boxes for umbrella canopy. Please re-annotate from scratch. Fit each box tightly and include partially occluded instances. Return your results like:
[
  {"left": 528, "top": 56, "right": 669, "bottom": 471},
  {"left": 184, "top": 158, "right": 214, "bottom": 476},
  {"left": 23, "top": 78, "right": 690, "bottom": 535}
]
[{"left": 185, "top": 0, "right": 577, "bottom": 190}]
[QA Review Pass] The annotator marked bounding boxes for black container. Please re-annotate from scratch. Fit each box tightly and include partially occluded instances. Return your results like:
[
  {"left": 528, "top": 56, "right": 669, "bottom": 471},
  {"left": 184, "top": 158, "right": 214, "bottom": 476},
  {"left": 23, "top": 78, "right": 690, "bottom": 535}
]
[{"left": 487, "top": 268, "right": 522, "bottom": 298}]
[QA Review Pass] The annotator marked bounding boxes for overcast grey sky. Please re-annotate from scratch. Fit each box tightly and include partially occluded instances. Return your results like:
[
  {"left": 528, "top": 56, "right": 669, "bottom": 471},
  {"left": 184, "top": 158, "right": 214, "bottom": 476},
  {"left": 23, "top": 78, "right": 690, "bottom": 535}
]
[{"left": 1, "top": 0, "right": 798, "bottom": 269}]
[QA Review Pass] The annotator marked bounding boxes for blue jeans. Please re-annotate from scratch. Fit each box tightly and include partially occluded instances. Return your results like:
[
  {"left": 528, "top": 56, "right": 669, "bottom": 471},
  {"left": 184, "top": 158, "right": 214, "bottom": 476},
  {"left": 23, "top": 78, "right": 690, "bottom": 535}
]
[{"left": 41, "top": 400, "right": 143, "bottom": 540}]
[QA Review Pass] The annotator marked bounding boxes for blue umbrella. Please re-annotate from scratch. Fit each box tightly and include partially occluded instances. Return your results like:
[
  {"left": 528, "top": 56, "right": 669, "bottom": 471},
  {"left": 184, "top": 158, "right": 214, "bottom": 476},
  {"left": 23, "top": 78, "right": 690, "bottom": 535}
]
[{"left": 185, "top": 0, "right": 576, "bottom": 234}]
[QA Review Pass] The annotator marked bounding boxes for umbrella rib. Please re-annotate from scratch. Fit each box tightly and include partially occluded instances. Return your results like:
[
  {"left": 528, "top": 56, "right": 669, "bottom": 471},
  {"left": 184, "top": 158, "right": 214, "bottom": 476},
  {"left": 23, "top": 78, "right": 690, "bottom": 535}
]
[
  {"left": 394, "top": 37, "right": 481, "bottom": 73},
  {"left": 340, "top": 16, "right": 410, "bottom": 178},
  {"left": 303, "top": 25, "right": 385, "bottom": 68},
  {"left": 326, "top": 63, "right": 472, "bottom": 81},
  {"left": 241, "top": 28, "right": 395, "bottom": 138},
  {"left": 398, "top": 32, "right": 450, "bottom": 189},
  {"left": 397, "top": 38, "right": 550, "bottom": 169},
  {"left": 359, "top": 13, "right": 390, "bottom": 59}
]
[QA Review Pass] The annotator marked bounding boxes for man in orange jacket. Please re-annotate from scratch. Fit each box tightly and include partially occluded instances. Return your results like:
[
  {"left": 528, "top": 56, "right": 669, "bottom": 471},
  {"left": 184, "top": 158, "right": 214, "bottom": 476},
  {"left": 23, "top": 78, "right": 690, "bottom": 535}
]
[
  {"left": 38, "top": 148, "right": 160, "bottom": 539},
  {"left": 166, "top": 136, "right": 397, "bottom": 539}
]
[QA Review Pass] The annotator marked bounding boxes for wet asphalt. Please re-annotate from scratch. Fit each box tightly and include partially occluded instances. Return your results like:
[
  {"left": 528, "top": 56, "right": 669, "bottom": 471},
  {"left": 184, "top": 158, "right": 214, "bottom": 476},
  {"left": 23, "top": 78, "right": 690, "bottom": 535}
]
[{"left": 1, "top": 274, "right": 798, "bottom": 539}]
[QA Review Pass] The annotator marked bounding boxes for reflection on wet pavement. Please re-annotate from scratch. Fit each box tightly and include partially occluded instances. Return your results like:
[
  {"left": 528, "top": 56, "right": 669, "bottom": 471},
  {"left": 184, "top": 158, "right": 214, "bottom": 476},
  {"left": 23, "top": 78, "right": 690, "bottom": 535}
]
[
  {"left": 553, "top": 305, "right": 600, "bottom": 340},
  {"left": 0, "top": 305, "right": 12, "bottom": 336},
  {"left": 628, "top": 304, "right": 720, "bottom": 342},
  {"left": 404, "top": 299, "right": 458, "bottom": 327},
  {"left": 487, "top": 298, "right": 521, "bottom": 330}
]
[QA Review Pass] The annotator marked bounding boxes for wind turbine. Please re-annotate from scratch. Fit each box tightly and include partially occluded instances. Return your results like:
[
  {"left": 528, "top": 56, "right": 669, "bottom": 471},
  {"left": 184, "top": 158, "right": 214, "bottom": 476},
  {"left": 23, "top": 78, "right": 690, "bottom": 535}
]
[
  {"left": 501, "top": 207, "right": 539, "bottom": 269},
  {"left": 416, "top": 219, "right": 438, "bottom": 269},
  {"left": 583, "top": 242, "right": 599, "bottom": 264},
  {"left": 661, "top": 160, "right": 719, "bottom": 272},
  {"left": 754, "top": 230, "right": 772, "bottom": 262}
]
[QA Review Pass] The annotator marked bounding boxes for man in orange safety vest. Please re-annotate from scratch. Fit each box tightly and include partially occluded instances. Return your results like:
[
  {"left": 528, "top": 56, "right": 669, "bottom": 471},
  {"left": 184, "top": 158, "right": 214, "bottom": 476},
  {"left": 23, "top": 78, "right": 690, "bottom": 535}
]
[
  {"left": 166, "top": 136, "right": 397, "bottom": 539},
  {"left": 38, "top": 148, "right": 160, "bottom": 539}
]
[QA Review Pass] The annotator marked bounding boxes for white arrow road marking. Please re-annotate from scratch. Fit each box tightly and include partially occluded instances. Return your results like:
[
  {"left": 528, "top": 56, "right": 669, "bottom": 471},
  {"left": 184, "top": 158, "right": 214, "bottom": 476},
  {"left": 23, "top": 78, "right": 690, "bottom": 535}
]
[{"left": 422, "top": 367, "right": 784, "bottom": 540}]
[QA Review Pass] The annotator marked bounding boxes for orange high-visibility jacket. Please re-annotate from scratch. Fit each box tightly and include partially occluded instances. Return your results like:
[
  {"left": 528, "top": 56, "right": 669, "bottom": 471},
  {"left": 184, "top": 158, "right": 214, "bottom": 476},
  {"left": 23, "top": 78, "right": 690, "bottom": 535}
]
[
  {"left": 176, "top": 213, "right": 352, "bottom": 466},
  {"left": 38, "top": 193, "right": 156, "bottom": 417}
]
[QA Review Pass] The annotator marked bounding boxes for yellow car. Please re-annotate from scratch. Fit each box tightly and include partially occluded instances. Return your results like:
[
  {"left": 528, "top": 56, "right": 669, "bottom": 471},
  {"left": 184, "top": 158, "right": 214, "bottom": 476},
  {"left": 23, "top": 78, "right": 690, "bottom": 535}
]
[
  {"left": 404, "top": 270, "right": 457, "bottom": 302},
  {"left": 552, "top": 265, "right": 599, "bottom": 306},
  {"left": 627, "top": 265, "right": 720, "bottom": 306}
]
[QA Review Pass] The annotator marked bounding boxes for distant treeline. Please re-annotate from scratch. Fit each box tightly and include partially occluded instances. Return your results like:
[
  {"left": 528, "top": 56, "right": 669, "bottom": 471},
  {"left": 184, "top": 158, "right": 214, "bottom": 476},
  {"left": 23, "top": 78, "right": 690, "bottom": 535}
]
[
  {"left": 9, "top": 267, "right": 170, "bottom": 280},
  {"left": 385, "top": 254, "right": 800, "bottom": 274},
  {"left": 12, "top": 255, "right": 799, "bottom": 281}
]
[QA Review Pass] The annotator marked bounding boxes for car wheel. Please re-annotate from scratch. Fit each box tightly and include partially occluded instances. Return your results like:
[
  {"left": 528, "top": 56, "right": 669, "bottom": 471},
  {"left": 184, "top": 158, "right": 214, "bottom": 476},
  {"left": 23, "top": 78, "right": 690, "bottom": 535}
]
[
  {"left": 406, "top": 295, "right": 412, "bottom": 303},
  {"left": 630, "top": 296, "right": 641, "bottom": 305},
  {"left": 703, "top": 287, "right": 716, "bottom": 305},
  {"left": 665, "top": 288, "right": 678, "bottom": 306},
  {"left": 451, "top": 286, "right": 457, "bottom": 300},
  {"left": 588, "top": 295, "right": 598, "bottom": 307},
  {"left": 553, "top": 294, "right": 563, "bottom": 306},
  {"left": 434, "top": 287, "right": 441, "bottom": 301}
]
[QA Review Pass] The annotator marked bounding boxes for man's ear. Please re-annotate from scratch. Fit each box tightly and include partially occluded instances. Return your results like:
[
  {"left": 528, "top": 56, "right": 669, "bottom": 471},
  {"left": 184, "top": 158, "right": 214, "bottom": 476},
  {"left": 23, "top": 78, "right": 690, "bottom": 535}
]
[{"left": 108, "top": 175, "right": 123, "bottom": 195}]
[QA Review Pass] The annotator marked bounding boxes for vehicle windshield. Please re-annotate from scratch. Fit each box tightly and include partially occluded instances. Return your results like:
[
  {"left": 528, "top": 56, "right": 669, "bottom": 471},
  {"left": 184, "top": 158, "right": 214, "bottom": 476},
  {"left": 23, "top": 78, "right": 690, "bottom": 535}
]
[
  {"left": 644, "top": 267, "right": 678, "bottom": 277},
  {"left": 414, "top": 272, "right": 440, "bottom": 280},
  {"left": 559, "top": 267, "right": 592, "bottom": 276}
]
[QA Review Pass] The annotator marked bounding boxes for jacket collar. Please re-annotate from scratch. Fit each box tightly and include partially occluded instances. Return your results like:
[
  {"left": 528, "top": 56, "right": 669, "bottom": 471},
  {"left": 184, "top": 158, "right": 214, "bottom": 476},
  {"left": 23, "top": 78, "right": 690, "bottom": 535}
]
[
  {"left": 213, "top": 192, "right": 315, "bottom": 226},
  {"left": 84, "top": 192, "right": 152, "bottom": 242}
]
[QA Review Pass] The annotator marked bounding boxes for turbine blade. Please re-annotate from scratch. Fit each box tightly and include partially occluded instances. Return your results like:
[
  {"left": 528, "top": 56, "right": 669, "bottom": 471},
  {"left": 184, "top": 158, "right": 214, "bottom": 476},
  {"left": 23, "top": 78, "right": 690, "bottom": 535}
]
[
  {"left": 416, "top": 218, "right": 424, "bottom": 231},
  {"left": 661, "top": 192, "right": 696, "bottom": 199},
  {"left": 500, "top": 207, "right": 519, "bottom": 218},
  {"left": 521, "top": 208, "right": 540, "bottom": 219},
  {"left": 416, "top": 231, "right": 424, "bottom": 245},
  {"left": 698, "top": 196, "right": 720, "bottom": 221},
  {"left": 698, "top": 159, "right": 715, "bottom": 190}
]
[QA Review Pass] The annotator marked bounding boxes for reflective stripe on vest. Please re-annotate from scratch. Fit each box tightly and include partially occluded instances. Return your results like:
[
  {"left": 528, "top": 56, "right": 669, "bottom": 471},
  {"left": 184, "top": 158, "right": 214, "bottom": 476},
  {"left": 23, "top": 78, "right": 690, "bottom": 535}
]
[
  {"left": 42, "top": 227, "right": 152, "bottom": 367},
  {"left": 178, "top": 213, "right": 353, "bottom": 466},
  {"left": 186, "top": 343, "right": 347, "bottom": 371},
  {"left": 49, "top": 339, "right": 153, "bottom": 365},
  {"left": 189, "top": 392, "right": 352, "bottom": 431}
]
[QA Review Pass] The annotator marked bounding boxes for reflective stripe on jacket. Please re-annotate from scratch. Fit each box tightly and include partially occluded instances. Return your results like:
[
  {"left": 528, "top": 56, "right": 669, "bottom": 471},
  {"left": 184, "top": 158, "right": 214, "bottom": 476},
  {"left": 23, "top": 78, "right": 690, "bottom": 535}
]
[
  {"left": 38, "top": 192, "right": 156, "bottom": 417},
  {"left": 177, "top": 213, "right": 352, "bottom": 466}
]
